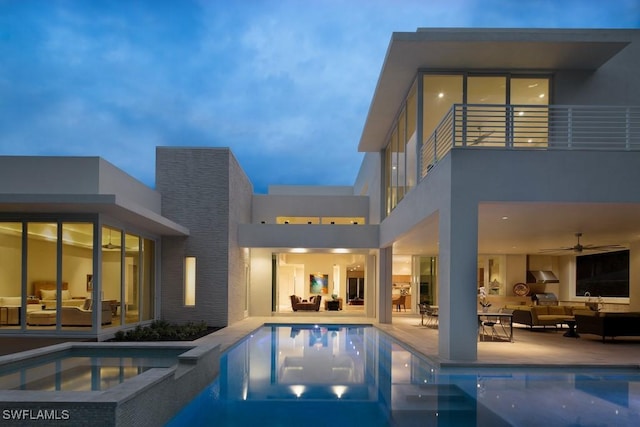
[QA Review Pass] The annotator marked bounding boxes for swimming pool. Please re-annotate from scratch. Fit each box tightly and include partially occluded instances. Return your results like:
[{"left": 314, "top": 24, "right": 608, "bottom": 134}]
[
  {"left": 0, "top": 347, "right": 187, "bottom": 391},
  {"left": 167, "top": 324, "right": 640, "bottom": 426}
]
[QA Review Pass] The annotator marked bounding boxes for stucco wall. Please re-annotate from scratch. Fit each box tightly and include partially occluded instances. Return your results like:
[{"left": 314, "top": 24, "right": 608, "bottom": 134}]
[
  {"left": 353, "top": 152, "right": 382, "bottom": 225},
  {"left": 227, "top": 153, "right": 253, "bottom": 324},
  {"left": 554, "top": 31, "right": 640, "bottom": 105},
  {"left": 252, "top": 194, "right": 369, "bottom": 223}
]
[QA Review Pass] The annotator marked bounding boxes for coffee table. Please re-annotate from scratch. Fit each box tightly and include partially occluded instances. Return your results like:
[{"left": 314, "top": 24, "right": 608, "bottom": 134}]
[{"left": 563, "top": 319, "right": 580, "bottom": 338}]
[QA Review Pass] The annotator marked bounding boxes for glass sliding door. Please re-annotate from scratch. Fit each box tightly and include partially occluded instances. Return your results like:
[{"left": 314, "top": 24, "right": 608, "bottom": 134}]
[
  {"left": 26, "top": 222, "right": 58, "bottom": 330},
  {"left": 124, "top": 233, "right": 140, "bottom": 325},
  {"left": 511, "top": 78, "right": 550, "bottom": 147},
  {"left": 418, "top": 256, "right": 437, "bottom": 305},
  {"left": 422, "top": 75, "right": 463, "bottom": 171},
  {"left": 61, "top": 223, "right": 94, "bottom": 330},
  {"left": 101, "top": 226, "right": 122, "bottom": 328},
  {"left": 0, "top": 223, "right": 23, "bottom": 328},
  {"left": 466, "top": 76, "right": 507, "bottom": 147},
  {"left": 405, "top": 83, "right": 417, "bottom": 192}
]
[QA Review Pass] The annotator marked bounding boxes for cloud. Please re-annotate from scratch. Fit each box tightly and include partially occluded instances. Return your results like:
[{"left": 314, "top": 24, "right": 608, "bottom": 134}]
[{"left": 0, "top": 0, "right": 638, "bottom": 194}]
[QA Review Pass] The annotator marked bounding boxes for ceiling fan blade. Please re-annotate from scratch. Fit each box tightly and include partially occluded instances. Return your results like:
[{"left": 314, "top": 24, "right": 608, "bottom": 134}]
[
  {"left": 581, "top": 244, "right": 625, "bottom": 251},
  {"left": 538, "top": 247, "right": 572, "bottom": 253}
]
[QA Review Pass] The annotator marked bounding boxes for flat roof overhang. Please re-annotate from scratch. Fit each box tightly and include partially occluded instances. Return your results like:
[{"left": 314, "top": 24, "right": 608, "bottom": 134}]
[
  {"left": 358, "top": 28, "right": 633, "bottom": 152},
  {"left": 0, "top": 194, "right": 189, "bottom": 236},
  {"left": 238, "top": 224, "right": 379, "bottom": 249}
]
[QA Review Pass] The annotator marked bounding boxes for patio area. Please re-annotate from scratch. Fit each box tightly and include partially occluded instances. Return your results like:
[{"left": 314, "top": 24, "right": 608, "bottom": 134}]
[
  {"left": 193, "top": 314, "right": 640, "bottom": 368},
  {"left": 2, "top": 313, "right": 639, "bottom": 368}
]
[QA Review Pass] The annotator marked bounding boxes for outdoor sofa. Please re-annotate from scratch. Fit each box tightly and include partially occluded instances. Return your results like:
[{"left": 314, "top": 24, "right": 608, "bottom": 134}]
[
  {"left": 574, "top": 310, "right": 640, "bottom": 342},
  {"left": 504, "top": 305, "right": 582, "bottom": 328}
]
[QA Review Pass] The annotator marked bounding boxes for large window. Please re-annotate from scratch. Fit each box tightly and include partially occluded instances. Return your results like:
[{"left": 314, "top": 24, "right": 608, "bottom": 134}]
[
  {"left": 61, "top": 223, "right": 94, "bottom": 330},
  {"left": 125, "top": 233, "right": 140, "bottom": 324},
  {"left": 511, "top": 78, "right": 550, "bottom": 147},
  {"left": 101, "top": 226, "right": 122, "bottom": 328},
  {"left": 576, "top": 250, "right": 629, "bottom": 298},
  {"left": 0, "top": 220, "right": 155, "bottom": 332},
  {"left": 0, "top": 223, "right": 22, "bottom": 328},
  {"left": 26, "top": 222, "right": 58, "bottom": 330},
  {"left": 385, "top": 73, "right": 551, "bottom": 216}
]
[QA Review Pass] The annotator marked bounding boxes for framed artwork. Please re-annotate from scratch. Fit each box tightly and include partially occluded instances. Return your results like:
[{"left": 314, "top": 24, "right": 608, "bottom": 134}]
[
  {"left": 309, "top": 274, "right": 328, "bottom": 294},
  {"left": 86, "top": 274, "right": 93, "bottom": 292}
]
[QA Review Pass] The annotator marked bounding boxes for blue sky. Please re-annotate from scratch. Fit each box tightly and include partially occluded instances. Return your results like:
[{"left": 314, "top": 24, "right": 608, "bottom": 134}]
[{"left": 1, "top": 0, "right": 638, "bottom": 193}]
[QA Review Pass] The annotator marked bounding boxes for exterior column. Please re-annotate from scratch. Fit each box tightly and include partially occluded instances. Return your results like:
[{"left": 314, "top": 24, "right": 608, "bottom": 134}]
[
  {"left": 438, "top": 199, "right": 478, "bottom": 361},
  {"left": 629, "top": 242, "right": 640, "bottom": 312},
  {"left": 378, "top": 247, "right": 393, "bottom": 324},
  {"left": 365, "top": 254, "right": 377, "bottom": 318}
]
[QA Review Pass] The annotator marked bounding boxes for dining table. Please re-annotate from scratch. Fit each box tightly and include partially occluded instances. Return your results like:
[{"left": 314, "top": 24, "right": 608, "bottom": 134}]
[{"left": 478, "top": 311, "right": 513, "bottom": 342}]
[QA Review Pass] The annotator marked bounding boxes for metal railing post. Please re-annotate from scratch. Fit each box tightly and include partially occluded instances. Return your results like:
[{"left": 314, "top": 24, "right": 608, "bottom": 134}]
[
  {"left": 567, "top": 107, "right": 573, "bottom": 148},
  {"left": 626, "top": 107, "right": 631, "bottom": 150}
]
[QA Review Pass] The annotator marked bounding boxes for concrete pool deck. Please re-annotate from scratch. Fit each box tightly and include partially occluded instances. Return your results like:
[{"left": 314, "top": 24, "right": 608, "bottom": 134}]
[
  {"left": 0, "top": 314, "right": 639, "bottom": 426},
  {"left": 194, "top": 314, "right": 640, "bottom": 368}
]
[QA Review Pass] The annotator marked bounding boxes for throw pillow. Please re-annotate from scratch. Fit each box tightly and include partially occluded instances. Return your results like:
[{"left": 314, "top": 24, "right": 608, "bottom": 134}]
[{"left": 40, "top": 289, "right": 56, "bottom": 300}]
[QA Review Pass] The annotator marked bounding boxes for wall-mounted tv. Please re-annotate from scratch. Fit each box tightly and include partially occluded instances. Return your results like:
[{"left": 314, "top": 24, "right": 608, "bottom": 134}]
[{"left": 576, "top": 250, "right": 629, "bottom": 297}]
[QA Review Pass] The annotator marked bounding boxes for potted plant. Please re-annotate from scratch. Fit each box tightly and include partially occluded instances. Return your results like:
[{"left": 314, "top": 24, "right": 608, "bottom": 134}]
[{"left": 478, "top": 286, "right": 491, "bottom": 312}]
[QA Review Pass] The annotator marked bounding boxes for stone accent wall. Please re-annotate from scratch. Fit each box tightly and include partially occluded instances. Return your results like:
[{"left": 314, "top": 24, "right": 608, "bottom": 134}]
[{"left": 156, "top": 147, "right": 252, "bottom": 327}]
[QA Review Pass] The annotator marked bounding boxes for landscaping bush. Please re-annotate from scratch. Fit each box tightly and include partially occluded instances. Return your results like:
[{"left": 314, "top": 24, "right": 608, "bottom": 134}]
[{"left": 112, "top": 320, "right": 215, "bottom": 341}]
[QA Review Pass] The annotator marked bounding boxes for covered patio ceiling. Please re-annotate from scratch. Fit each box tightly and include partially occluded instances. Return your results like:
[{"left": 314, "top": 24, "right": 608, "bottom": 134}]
[{"left": 392, "top": 202, "right": 640, "bottom": 256}]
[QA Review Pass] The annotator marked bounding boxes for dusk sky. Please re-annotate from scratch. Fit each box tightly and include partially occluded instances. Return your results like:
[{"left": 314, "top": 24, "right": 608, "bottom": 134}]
[{"left": 1, "top": 1, "right": 639, "bottom": 193}]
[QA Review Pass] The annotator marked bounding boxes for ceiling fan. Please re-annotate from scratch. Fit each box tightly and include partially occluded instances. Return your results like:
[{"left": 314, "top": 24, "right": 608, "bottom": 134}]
[
  {"left": 540, "top": 232, "right": 625, "bottom": 254},
  {"left": 102, "top": 230, "right": 121, "bottom": 250}
]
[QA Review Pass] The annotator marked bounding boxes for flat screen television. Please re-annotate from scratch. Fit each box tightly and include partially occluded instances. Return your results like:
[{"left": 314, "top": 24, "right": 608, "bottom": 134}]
[{"left": 576, "top": 250, "right": 629, "bottom": 297}]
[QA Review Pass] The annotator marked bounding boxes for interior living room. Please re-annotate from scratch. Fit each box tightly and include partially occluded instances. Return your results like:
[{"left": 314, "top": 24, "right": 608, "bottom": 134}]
[
  {"left": 275, "top": 252, "right": 367, "bottom": 314},
  {"left": 0, "top": 221, "right": 156, "bottom": 333}
]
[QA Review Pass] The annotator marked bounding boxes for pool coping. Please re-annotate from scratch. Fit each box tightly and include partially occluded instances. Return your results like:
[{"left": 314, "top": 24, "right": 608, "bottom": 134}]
[{"left": 0, "top": 341, "right": 221, "bottom": 426}]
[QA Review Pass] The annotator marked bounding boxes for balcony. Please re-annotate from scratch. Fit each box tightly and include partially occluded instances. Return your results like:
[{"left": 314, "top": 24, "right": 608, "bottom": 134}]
[{"left": 420, "top": 104, "right": 640, "bottom": 179}]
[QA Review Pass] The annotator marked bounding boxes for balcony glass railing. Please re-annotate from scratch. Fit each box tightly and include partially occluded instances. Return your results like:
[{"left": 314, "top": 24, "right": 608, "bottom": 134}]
[{"left": 420, "top": 104, "right": 640, "bottom": 179}]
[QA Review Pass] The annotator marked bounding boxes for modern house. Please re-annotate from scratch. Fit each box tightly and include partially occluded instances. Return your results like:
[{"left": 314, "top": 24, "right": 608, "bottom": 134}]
[{"left": 1, "top": 28, "right": 639, "bottom": 362}]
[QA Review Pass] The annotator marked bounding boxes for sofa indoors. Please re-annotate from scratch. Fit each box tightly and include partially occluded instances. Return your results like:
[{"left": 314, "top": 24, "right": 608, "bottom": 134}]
[
  {"left": 290, "top": 295, "right": 322, "bottom": 311},
  {"left": 574, "top": 310, "right": 640, "bottom": 342},
  {"left": 61, "top": 300, "right": 112, "bottom": 326},
  {"left": 504, "top": 305, "right": 583, "bottom": 328},
  {"left": 0, "top": 297, "right": 40, "bottom": 325}
]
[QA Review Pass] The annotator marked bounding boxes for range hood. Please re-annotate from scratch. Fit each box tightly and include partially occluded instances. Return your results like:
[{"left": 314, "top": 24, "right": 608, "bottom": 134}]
[{"left": 526, "top": 270, "right": 559, "bottom": 284}]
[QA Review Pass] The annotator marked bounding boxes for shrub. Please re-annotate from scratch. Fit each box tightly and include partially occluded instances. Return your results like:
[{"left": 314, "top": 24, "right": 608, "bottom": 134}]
[{"left": 112, "top": 320, "right": 211, "bottom": 341}]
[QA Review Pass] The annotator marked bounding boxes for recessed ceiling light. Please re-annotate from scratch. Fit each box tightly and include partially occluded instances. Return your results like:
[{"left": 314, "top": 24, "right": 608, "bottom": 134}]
[
  {"left": 501, "top": 216, "right": 509, "bottom": 220},
  {"left": 438, "top": 92, "right": 444, "bottom": 98},
  {"left": 518, "top": 111, "right": 524, "bottom": 116},
  {"left": 528, "top": 83, "right": 539, "bottom": 88},
  {"left": 527, "top": 139, "right": 533, "bottom": 143},
  {"left": 539, "top": 93, "right": 545, "bottom": 98}
]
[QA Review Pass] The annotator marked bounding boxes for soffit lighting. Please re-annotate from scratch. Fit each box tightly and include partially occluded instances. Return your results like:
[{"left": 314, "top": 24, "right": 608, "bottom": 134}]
[
  {"left": 501, "top": 216, "right": 509, "bottom": 220},
  {"left": 539, "top": 93, "right": 545, "bottom": 98},
  {"left": 438, "top": 92, "right": 444, "bottom": 98}
]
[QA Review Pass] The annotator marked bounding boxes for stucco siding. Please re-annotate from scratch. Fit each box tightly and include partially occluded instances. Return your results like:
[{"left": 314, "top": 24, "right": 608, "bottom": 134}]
[{"left": 227, "top": 153, "right": 253, "bottom": 323}]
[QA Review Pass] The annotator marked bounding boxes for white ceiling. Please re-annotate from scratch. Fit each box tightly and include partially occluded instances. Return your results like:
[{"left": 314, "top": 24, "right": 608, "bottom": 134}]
[{"left": 392, "top": 202, "right": 640, "bottom": 256}]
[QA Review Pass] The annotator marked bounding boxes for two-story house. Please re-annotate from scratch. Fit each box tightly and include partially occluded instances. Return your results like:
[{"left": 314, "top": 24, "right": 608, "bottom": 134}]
[{"left": 1, "top": 28, "right": 639, "bottom": 361}]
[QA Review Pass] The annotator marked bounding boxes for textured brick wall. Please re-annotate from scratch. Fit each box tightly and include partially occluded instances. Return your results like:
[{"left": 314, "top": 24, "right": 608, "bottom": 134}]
[{"left": 156, "top": 148, "right": 232, "bottom": 327}]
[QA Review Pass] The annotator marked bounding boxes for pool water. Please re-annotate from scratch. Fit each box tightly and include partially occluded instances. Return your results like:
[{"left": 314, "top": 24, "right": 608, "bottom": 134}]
[
  {"left": 0, "top": 347, "right": 187, "bottom": 392},
  {"left": 167, "top": 325, "right": 640, "bottom": 427}
]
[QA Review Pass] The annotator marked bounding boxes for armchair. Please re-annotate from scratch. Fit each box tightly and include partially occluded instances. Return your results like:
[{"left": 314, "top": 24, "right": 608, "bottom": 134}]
[{"left": 290, "top": 295, "right": 322, "bottom": 311}]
